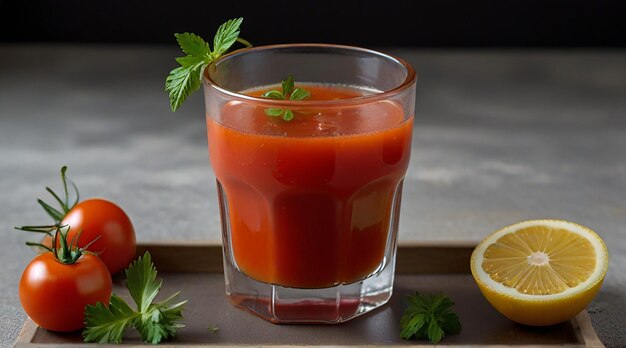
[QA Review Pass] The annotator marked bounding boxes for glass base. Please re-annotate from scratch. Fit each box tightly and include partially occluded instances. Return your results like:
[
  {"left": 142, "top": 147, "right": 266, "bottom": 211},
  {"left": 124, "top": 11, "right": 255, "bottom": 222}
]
[
  {"left": 216, "top": 179, "right": 403, "bottom": 324},
  {"left": 222, "top": 254, "right": 396, "bottom": 324}
]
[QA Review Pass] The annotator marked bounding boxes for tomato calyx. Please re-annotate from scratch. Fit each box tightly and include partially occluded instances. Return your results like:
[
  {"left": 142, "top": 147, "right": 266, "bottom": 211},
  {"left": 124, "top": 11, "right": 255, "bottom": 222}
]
[
  {"left": 20, "top": 225, "right": 100, "bottom": 265},
  {"left": 15, "top": 166, "right": 81, "bottom": 252},
  {"left": 55, "top": 225, "right": 102, "bottom": 264}
]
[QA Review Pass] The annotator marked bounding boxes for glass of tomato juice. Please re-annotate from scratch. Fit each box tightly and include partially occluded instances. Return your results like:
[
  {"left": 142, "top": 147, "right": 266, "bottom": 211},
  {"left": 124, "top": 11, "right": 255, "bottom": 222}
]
[{"left": 203, "top": 44, "right": 416, "bottom": 323}]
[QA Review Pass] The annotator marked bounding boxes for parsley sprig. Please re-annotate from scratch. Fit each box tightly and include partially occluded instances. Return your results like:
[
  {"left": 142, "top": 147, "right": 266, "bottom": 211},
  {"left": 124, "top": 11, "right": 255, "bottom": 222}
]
[
  {"left": 83, "top": 252, "right": 188, "bottom": 344},
  {"left": 165, "top": 17, "right": 251, "bottom": 111},
  {"left": 400, "top": 292, "right": 461, "bottom": 344},
  {"left": 262, "top": 74, "right": 310, "bottom": 121}
]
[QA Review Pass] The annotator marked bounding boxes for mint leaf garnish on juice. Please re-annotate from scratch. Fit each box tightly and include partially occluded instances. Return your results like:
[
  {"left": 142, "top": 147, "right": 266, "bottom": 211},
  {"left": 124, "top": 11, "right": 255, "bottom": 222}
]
[
  {"left": 165, "top": 17, "right": 251, "bottom": 111},
  {"left": 261, "top": 74, "right": 311, "bottom": 121}
]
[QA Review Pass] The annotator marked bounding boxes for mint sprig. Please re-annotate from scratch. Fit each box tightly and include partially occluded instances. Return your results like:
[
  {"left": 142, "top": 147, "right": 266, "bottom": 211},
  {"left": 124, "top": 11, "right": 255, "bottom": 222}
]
[
  {"left": 262, "top": 74, "right": 310, "bottom": 121},
  {"left": 400, "top": 292, "right": 461, "bottom": 344},
  {"left": 166, "top": 18, "right": 251, "bottom": 112},
  {"left": 83, "top": 252, "right": 188, "bottom": 344}
]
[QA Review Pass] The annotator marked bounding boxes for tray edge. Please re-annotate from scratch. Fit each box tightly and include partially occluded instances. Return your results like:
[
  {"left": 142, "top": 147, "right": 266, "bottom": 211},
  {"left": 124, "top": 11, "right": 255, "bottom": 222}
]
[
  {"left": 13, "top": 242, "right": 606, "bottom": 347},
  {"left": 13, "top": 313, "right": 606, "bottom": 348}
]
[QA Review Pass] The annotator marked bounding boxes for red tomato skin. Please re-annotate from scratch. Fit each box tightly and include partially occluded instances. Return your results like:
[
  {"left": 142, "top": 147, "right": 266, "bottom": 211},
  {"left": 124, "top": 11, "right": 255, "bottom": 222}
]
[
  {"left": 43, "top": 198, "right": 136, "bottom": 275},
  {"left": 19, "top": 253, "right": 112, "bottom": 332}
]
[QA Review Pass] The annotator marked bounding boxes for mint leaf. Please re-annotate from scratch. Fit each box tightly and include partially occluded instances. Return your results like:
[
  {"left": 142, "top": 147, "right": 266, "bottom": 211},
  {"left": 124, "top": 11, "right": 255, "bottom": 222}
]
[
  {"left": 212, "top": 17, "right": 244, "bottom": 57},
  {"left": 175, "top": 55, "right": 206, "bottom": 69},
  {"left": 283, "top": 109, "right": 294, "bottom": 121},
  {"left": 290, "top": 88, "right": 310, "bottom": 101},
  {"left": 427, "top": 318, "right": 445, "bottom": 343},
  {"left": 281, "top": 74, "right": 295, "bottom": 96},
  {"left": 166, "top": 18, "right": 247, "bottom": 112},
  {"left": 440, "top": 312, "right": 462, "bottom": 334},
  {"left": 261, "top": 75, "right": 310, "bottom": 121},
  {"left": 165, "top": 66, "right": 202, "bottom": 112},
  {"left": 265, "top": 108, "right": 284, "bottom": 117},
  {"left": 400, "top": 313, "right": 426, "bottom": 340},
  {"left": 262, "top": 90, "right": 284, "bottom": 99},
  {"left": 166, "top": 32, "right": 211, "bottom": 112},
  {"left": 175, "top": 32, "right": 210, "bottom": 58},
  {"left": 400, "top": 292, "right": 461, "bottom": 344}
]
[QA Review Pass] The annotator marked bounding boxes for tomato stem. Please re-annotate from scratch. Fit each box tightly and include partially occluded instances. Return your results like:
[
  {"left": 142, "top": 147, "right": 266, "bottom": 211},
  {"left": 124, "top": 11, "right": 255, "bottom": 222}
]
[
  {"left": 25, "top": 241, "right": 53, "bottom": 253},
  {"left": 81, "top": 234, "right": 102, "bottom": 252},
  {"left": 37, "top": 199, "right": 64, "bottom": 222},
  {"left": 46, "top": 186, "right": 68, "bottom": 212},
  {"left": 15, "top": 225, "right": 57, "bottom": 236},
  {"left": 16, "top": 166, "right": 81, "bottom": 252},
  {"left": 61, "top": 166, "right": 70, "bottom": 209},
  {"left": 38, "top": 166, "right": 80, "bottom": 223}
]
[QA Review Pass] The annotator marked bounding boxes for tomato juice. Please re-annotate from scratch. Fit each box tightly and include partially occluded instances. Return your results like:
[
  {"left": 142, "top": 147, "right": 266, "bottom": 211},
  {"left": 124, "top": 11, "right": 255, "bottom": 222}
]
[{"left": 207, "top": 84, "right": 413, "bottom": 288}]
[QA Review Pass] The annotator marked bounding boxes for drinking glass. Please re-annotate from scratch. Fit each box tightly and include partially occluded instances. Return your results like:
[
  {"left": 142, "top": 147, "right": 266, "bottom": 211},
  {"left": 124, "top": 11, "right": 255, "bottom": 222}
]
[{"left": 203, "top": 44, "right": 416, "bottom": 323}]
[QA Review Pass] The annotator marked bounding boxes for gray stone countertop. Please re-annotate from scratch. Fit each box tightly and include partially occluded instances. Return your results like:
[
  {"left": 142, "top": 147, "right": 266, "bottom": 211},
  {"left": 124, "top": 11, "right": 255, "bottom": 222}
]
[{"left": 0, "top": 45, "right": 624, "bottom": 347}]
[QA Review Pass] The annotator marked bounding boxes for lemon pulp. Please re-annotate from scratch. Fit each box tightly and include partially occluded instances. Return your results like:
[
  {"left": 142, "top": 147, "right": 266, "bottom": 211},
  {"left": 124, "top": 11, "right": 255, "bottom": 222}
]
[{"left": 482, "top": 226, "right": 597, "bottom": 295}]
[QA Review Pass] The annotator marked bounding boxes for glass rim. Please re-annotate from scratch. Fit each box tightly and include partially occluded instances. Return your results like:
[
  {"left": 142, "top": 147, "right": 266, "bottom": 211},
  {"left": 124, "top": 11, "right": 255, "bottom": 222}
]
[{"left": 203, "top": 43, "right": 417, "bottom": 107}]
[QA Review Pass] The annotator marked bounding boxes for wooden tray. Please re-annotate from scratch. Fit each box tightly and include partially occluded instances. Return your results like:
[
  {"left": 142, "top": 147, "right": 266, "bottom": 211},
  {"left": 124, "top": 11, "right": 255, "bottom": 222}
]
[{"left": 14, "top": 242, "right": 605, "bottom": 347}]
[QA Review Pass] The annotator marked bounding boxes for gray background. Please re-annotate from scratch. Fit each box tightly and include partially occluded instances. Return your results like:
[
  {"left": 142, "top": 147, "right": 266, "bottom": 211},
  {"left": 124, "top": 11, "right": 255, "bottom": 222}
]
[{"left": 0, "top": 45, "right": 624, "bottom": 347}]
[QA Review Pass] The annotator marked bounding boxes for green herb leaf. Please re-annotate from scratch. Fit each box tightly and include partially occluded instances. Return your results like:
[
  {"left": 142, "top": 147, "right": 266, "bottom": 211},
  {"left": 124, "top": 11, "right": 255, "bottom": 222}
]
[
  {"left": 212, "top": 17, "right": 244, "bottom": 57},
  {"left": 125, "top": 252, "right": 162, "bottom": 312},
  {"left": 175, "top": 32, "right": 210, "bottom": 58},
  {"left": 281, "top": 74, "right": 295, "bottom": 96},
  {"left": 261, "top": 90, "right": 284, "bottom": 99},
  {"left": 83, "top": 295, "right": 137, "bottom": 344},
  {"left": 400, "top": 292, "right": 461, "bottom": 344},
  {"left": 153, "top": 291, "right": 187, "bottom": 322},
  {"left": 289, "top": 88, "right": 310, "bottom": 101},
  {"left": 400, "top": 312, "right": 426, "bottom": 340},
  {"left": 165, "top": 66, "right": 202, "bottom": 113},
  {"left": 261, "top": 75, "right": 310, "bottom": 121},
  {"left": 440, "top": 311, "right": 462, "bottom": 334},
  {"left": 83, "top": 251, "right": 187, "bottom": 344},
  {"left": 133, "top": 303, "right": 184, "bottom": 344},
  {"left": 427, "top": 319, "right": 445, "bottom": 344},
  {"left": 175, "top": 55, "right": 206, "bottom": 69},
  {"left": 282, "top": 109, "right": 294, "bottom": 121},
  {"left": 207, "top": 325, "right": 219, "bottom": 333},
  {"left": 265, "top": 108, "right": 284, "bottom": 117},
  {"left": 166, "top": 18, "right": 248, "bottom": 112}
]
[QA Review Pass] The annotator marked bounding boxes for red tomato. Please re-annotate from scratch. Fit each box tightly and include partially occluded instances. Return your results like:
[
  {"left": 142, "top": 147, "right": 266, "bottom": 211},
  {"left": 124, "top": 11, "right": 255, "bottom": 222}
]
[
  {"left": 43, "top": 198, "right": 136, "bottom": 275},
  {"left": 19, "top": 252, "right": 112, "bottom": 332}
]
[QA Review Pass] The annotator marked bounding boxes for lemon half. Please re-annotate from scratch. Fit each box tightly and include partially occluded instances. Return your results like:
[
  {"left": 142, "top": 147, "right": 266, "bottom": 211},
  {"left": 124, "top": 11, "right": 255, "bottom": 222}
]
[{"left": 470, "top": 219, "right": 608, "bottom": 326}]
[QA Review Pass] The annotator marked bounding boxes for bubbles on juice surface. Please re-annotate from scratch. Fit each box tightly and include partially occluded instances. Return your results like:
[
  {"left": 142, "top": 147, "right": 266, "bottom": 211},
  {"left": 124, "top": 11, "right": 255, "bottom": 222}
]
[
  {"left": 312, "top": 112, "right": 341, "bottom": 136},
  {"left": 219, "top": 84, "right": 406, "bottom": 137}
]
